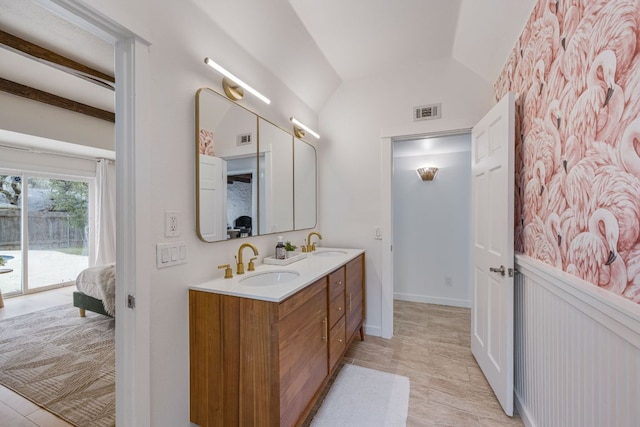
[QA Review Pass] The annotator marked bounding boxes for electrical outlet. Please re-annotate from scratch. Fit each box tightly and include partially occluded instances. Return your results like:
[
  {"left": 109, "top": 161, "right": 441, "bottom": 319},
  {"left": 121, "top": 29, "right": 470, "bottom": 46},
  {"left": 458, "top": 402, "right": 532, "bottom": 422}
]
[
  {"left": 445, "top": 276, "right": 453, "bottom": 287},
  {"left": 165, "top": 211, "right": 179, "bottom": 237}
]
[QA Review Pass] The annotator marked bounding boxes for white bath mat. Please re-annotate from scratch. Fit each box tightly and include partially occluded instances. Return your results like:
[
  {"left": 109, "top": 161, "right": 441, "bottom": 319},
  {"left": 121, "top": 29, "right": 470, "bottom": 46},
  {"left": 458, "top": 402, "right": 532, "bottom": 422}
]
[{"left": 311, "top": 364, "right": 410, "bottom": 427}]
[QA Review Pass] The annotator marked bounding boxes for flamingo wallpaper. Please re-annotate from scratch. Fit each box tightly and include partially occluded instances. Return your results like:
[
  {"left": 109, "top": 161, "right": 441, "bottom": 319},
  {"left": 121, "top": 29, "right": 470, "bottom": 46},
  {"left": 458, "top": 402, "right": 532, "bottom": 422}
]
[{"left": 494, "top": 0, "right": 640, "bottom": 304}]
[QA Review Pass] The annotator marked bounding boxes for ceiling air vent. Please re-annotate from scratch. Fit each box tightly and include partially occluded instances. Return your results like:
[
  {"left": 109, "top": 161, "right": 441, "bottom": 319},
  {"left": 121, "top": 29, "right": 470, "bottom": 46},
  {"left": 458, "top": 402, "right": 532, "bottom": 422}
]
[{"left": 413, "top": 103, "right": 442, "bottom": 122}]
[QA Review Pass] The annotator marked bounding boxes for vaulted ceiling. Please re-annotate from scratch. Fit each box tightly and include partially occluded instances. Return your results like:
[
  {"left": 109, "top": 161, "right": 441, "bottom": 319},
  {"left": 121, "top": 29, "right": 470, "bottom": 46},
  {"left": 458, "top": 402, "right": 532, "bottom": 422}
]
[{"left": 0, "top": 0, "right": 537, "bottom": 116}]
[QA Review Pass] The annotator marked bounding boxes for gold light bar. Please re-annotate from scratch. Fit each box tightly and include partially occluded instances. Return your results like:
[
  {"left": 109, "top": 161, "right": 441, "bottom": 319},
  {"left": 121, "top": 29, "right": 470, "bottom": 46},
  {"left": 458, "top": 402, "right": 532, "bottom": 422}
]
[
  {"left": 290, "top": 117, "right": 320, "bottom": 139},
  {"left": 204, "top": 57, "right": 271, "bottom": 104}
]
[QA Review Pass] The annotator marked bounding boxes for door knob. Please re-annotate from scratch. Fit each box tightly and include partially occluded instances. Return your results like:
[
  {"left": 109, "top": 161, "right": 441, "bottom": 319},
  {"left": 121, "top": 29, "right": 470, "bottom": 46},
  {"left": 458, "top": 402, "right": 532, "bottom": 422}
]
[{"left": 489, "top": 265, "right": 506, "bottom": 276}]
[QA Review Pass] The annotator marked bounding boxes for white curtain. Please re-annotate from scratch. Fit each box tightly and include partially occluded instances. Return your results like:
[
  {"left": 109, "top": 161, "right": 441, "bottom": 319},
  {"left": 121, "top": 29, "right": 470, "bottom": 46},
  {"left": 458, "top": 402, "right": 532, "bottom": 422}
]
[{"left": 93, "top": 159, "right": 116, "bottom": 266}]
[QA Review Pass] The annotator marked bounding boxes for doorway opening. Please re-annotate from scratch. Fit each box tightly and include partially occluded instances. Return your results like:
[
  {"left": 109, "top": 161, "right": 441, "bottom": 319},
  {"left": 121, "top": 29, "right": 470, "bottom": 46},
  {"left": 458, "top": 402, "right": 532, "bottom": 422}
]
[
  {"left": 392, "top": 133, "right": 472, "bottom": 307},
  {"left": 380, "top": 129, "right": 472, "bottom": 338}
]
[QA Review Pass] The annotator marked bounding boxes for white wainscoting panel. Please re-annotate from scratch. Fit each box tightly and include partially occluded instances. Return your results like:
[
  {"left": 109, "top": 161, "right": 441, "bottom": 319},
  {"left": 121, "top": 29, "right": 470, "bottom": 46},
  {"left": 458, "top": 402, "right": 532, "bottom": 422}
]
[{"left": 514, "top": 255, "right": 640, "bottom": 427}]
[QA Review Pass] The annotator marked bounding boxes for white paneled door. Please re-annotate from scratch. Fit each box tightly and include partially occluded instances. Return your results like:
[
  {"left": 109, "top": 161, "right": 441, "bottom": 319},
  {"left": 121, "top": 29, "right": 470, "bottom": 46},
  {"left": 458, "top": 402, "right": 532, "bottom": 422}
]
[{"left": 471, "top": 92, "right": 515, "bottom": 416}]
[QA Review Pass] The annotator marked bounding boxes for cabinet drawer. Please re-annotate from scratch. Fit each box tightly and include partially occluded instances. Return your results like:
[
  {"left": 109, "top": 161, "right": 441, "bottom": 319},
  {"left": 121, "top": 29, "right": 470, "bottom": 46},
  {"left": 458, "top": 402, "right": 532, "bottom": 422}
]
[
  {"left": 329, "top": 315, "right": 346, "bottom": 372},
  {"left": 329, "top": 291, "right": 345, "bottom": 328},
  {"left": 328, "top": 268, "right": 345, "bottom": 301}
]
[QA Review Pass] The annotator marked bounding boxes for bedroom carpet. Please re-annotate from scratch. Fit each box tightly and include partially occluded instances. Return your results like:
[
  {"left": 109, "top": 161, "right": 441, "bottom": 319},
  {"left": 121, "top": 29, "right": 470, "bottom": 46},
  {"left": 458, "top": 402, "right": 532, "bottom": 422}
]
[
  {"left": 0, "top": 304, "right": 114, "bottom": 427},
  {"left": 310, "top": 364, "right": 410, "bottom": 427}
]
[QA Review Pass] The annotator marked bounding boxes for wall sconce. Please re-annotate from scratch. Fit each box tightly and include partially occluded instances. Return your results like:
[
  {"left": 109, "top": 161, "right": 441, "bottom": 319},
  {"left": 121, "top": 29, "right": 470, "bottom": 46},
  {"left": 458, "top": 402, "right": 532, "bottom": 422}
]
[
  {"left": 416, "top": 167, "right": 438, "bottom": 181},
  {"left": 204, "top": 57, "right": 271, "bottom": 104},
  {"left": 290, "top": 117, "right": 320, "bottom": 139}
]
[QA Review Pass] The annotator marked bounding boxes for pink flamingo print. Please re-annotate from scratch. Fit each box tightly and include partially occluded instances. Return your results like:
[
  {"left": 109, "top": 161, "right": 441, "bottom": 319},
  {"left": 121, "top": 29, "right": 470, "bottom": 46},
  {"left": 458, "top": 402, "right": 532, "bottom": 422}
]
[
  {"left": 586, "top": 0, "right": 637, "bottom": 82},
  {"left": 566, "top": 50, "right": 623, "bottom": 149},
  {"left": 592, "top": 165, "right": 640, "bottom": 254},
  {"left": 567, "top": 209, "right": 627, "bottom": 294},
  {"left": 619, "top": 118, "right": 640, "bottom": 177},
  {"left": 524, "top": 160, "right": 549, "bottom": 223}
]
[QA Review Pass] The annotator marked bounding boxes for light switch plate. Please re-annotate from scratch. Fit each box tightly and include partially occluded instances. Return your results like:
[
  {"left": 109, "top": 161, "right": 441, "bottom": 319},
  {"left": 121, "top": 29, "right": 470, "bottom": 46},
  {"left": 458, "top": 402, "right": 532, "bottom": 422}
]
[{"left": 156, "top": 242, "right": 187, "bottom": 268}]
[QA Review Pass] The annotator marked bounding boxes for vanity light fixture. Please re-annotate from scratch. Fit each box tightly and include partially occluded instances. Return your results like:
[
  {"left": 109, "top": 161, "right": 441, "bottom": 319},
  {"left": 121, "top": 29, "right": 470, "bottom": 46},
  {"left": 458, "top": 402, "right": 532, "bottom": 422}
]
[
  {"left": 204, "top": 57, "right": 271, "bottom": 104},
  {"left": 290, "top": 117, "right": 320, "bottom": 139},
  {"left": 416, "top": 167, "right": 438, "bottom": 181}
]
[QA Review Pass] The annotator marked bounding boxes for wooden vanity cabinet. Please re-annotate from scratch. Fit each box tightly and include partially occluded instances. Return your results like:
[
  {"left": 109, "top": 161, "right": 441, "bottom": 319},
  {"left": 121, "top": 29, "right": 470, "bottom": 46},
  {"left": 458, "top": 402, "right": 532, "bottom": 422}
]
[
  {"left": 189, "top": 253, "right": 365, "bottom": 427},
  {"left": 189, "top": 278, "right": 327, "bottom": 427},
  {"left": 279, "top": 277, "right": 329, "bottom": 427}
]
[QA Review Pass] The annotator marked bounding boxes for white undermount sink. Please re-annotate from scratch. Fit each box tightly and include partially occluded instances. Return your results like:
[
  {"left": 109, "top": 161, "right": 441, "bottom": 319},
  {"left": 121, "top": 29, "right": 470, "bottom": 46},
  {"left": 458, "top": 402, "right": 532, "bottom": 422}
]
[
  {"left": 312, "top": 250, "right": 348, "bottom": 257},
  {"left": 239, "top": 270, "right": 300, "bottom": 286}
]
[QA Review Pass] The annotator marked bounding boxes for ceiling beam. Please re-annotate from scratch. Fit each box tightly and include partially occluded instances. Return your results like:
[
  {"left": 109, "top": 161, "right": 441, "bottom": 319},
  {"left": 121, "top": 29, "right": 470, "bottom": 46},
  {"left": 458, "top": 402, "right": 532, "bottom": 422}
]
[
  {"left": 0, "top": 77, "right": 115, "bottom": 123},
  {"left": 0, "top": 29, "right": 115, "bottom": 90}
]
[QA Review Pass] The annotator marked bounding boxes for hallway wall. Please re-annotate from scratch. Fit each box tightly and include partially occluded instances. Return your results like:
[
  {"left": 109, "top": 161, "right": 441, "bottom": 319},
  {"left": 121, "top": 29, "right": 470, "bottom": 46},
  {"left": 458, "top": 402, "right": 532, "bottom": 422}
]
[{"left": 393, "top": 137, "right": 471, "bottom": 307}]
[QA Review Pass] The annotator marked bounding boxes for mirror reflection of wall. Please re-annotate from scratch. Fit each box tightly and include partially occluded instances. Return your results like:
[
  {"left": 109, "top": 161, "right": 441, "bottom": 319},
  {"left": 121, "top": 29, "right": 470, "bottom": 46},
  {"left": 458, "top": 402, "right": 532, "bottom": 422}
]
[
  {"left": 294, "top": 137, "right": 317, "bottom": 230},
  {"left": 258, "top": 118, "right": 293, "bottom": 235}
]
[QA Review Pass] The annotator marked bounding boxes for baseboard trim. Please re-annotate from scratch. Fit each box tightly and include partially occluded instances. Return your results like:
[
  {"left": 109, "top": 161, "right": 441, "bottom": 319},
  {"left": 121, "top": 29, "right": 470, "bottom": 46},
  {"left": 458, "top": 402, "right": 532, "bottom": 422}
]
[
  {"left": 364, "top": 324, "right": 381, "bottom": 337},
  {"left": 394, "top": 292, "right": 471, "bottom": 308},
  {"left": 515, "top": 391, "right": 535, "bottom": 427}
]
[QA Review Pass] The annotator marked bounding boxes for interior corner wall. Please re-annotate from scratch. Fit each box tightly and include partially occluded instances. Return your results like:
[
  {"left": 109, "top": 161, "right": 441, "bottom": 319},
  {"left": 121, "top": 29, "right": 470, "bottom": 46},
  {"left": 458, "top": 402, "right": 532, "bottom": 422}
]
[
  {"left": 393, "top": 145, "right": 471, "bottom": 307},
  {"left": 318, "top": 58, "right": 493, "bottom": 335}
]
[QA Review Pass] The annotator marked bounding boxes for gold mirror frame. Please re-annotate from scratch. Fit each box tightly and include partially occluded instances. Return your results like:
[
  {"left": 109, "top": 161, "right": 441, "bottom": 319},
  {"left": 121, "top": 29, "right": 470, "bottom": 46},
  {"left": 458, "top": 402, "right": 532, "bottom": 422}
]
[{"left": 195, "top": 87, "right": 317, "bottom": 243}]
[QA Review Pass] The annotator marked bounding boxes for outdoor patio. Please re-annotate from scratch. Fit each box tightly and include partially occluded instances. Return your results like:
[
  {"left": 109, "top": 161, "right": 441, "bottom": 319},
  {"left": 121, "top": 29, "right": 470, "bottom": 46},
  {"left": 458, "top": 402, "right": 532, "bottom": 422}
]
[{"left": 0, "top": 250, "right": 88, "bottom": 295}]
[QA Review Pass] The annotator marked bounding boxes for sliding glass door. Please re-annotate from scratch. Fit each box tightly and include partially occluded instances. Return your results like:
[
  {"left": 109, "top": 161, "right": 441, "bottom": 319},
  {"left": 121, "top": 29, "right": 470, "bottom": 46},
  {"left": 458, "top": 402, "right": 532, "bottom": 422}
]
[
  {"left": 0, "top": 172, "right": 91, "bottom": 296},
  {"left": 0, "top": 174, "right": 22, "bottom": 295}
]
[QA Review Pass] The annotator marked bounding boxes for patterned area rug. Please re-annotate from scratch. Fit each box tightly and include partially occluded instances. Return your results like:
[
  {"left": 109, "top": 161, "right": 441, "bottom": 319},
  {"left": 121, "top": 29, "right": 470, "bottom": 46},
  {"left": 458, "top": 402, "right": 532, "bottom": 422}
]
[{"left": 0, "top": 304, "right": 115, "bottom": 426}]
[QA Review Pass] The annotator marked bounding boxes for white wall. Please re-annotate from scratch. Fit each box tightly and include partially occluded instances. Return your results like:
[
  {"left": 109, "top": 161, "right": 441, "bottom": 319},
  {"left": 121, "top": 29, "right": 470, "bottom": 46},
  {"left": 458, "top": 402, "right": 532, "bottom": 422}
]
[
  {"left": 318, "top": 58, "right": 493, "bottom": 335},
  {"left": 393, "top": 142, "right": 471, "bottom": 307},
  {"left": 68, "top": 1, "right": 320, "bottom": 426}
]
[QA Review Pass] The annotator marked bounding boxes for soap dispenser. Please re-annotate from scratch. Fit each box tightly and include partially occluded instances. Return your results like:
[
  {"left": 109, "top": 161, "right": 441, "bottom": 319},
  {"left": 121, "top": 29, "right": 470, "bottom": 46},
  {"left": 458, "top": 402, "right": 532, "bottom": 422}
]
[{"left": 275, "top": 236, "right": 286, "bottom": 260}]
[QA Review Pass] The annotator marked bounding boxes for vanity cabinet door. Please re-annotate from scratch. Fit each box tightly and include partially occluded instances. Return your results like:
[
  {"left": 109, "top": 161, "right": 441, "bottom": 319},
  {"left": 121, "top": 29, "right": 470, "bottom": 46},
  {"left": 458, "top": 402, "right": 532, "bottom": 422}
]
[
  {"left": 279, "top": 277, "right": 328, "bottom": 427},
  {"left": 329, "top": 315, "right": 346, "bottom": 371},
  {"left": 346, "top": 254, "right": 365, "bottom": 342}
]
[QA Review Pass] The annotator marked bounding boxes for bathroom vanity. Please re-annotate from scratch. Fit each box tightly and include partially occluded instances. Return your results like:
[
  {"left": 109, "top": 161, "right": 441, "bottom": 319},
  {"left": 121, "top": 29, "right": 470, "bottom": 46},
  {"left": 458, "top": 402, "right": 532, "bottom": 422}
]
[{"left": 189, "top": 249, "right": 365, "bottom": 427}]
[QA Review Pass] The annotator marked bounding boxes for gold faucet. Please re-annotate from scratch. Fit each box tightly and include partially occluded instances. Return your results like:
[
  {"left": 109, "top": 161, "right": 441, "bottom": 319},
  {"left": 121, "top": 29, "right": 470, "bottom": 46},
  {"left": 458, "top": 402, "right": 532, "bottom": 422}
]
[
  {"left": 305, "top": 231, "right": 323, "bottom": 252},
  {"left": 236, "top": 243, "right": 259, "bottom": 274}
]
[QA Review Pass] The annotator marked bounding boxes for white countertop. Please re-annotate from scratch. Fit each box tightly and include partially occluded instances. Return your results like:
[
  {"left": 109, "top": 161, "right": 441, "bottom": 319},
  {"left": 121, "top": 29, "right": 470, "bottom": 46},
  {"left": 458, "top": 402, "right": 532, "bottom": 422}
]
[{"left": 189, "top": 248, "right": 364, "bottom": 302}]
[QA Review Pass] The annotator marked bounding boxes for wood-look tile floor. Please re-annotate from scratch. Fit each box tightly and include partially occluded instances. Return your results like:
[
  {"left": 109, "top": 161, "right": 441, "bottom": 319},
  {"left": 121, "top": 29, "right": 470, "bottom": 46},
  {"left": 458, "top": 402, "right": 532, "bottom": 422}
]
[
  {"left": 341, "top": 300, "right": 524, "bottom": 427},
  {"left": 0, "top": 286, "right": 75, "bottom": 427},
  {"left": 2, "top": 292, "right": 523, "bottom": 426}
]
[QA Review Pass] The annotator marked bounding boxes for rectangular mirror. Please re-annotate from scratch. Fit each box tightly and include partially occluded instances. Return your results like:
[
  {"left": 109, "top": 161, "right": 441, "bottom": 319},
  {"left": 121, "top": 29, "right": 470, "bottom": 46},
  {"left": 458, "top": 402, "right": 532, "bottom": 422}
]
[{"left": 196, "top": 87, "right": 318, "bottom": 243}]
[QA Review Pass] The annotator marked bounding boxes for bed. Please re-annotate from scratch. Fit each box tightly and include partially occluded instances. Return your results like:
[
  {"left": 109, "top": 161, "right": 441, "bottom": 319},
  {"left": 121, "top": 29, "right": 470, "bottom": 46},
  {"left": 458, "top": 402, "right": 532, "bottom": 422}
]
[{"left": 73, "top": 263, "right": 116, "bottom": 317}]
